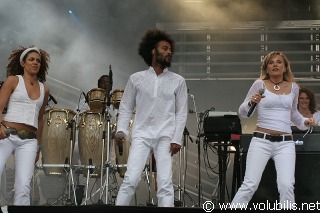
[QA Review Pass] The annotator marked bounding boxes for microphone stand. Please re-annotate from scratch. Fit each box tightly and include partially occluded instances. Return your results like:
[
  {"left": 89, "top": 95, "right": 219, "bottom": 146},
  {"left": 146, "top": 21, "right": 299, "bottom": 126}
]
[
  {"left": 189, "top": 94, "right": 202, "bottom": 207},
  {"left": 175, "top": 127, "right": 191, "bottom": 207},
  {"left": 98, "top": 89, "right": 112, "bottom": 204}
]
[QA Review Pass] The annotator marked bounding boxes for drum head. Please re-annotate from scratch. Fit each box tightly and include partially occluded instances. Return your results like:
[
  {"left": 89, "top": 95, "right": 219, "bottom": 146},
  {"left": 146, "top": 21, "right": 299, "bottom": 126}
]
[
  {"left": 111, "top": 89, "right": 124, "bottom": 109},
  {"left": 87, "top": 88, "right": 107, "bottom": 111}
]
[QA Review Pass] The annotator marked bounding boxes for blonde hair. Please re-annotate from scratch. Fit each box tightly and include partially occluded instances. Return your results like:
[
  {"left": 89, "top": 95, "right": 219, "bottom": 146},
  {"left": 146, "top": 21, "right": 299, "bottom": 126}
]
[{"left": 260, "top": 51, "right": 295, "bottom": 82}]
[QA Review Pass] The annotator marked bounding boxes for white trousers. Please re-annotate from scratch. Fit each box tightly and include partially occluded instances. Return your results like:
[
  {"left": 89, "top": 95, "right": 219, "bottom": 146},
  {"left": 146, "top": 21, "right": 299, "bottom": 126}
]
[
  {"left": 115, "top": 136, "right": 174, "bottom": 207},
  {"left": 0, "top": 135, "right": 37, "bottom": 205},
  {"left": 232, "top": 137, "right": 295, "bottom": 208}
]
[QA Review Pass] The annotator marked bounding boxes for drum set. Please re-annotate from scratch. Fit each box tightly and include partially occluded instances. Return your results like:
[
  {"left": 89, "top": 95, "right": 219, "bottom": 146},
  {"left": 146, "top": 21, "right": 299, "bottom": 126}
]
[{"left": 37, "top": 88, "right": 132, "bottom": 205}]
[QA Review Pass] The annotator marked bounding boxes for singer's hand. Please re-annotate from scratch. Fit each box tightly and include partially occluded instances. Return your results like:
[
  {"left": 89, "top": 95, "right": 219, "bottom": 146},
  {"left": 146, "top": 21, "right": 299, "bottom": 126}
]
[
  {"left": 251, "top": 93, "right": 265, "bottom": 104},
  {"left": 170, "top": 143, "right": 181, "bottom": 156},
  {"left": 0, "top": 126, "right": 8, "bottom": 139},
  {"left": 305, "top": 118, "right": 317, "bottom": 126}
]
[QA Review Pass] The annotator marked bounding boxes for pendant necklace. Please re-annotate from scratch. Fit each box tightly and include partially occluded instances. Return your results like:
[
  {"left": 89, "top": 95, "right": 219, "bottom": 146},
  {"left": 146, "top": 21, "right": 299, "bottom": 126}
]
[{"left": 269, "top": 79, "right": 283, "bottom": 91}]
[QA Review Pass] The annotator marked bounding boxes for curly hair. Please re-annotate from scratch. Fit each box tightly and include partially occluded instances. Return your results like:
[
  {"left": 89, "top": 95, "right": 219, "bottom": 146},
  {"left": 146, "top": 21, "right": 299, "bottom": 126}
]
[
  {"left": 260, "top": 51, "right": 295, "bottom": 82},
  {"left": 138, "top": 29, "right": 175, "bottom": 66},
  {"left": 6, "top": 46, "right": 50, "bottom": 82},
  {"left": 299, "top": 86, "right": 317, "bottom": 114}
]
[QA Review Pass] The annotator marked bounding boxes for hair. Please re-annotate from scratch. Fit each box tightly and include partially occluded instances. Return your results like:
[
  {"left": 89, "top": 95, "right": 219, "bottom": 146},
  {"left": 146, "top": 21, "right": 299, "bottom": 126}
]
[
  {"left": 298, "top": 86, "right": 317, "bottom": 114},
  {"left": 138, "top": 28, "right": 175, "bottom": 66},
  {"left": 6, "top": 46, "right": 50, "bottom": 82},
  {"left": 97, "top": 75, "right": 110, "bottom": 87},
  {"left": 260, "top": 51, "right": 295, "bottom": 82}
]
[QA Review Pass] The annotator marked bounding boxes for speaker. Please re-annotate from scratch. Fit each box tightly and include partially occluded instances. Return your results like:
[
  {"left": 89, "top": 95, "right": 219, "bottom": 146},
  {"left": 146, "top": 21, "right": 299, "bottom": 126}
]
[
  {"left": 240, "top": 152, "right": 320, "bottom": 206},
  {"left": 203, "top": 115, "right": 241, "bottom": 135}
]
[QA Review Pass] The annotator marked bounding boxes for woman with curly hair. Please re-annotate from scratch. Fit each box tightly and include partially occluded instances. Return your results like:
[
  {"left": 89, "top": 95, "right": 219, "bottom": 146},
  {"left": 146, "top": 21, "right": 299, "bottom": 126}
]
[
  {"left": 297, "top": 86, "right": 320, "bottom": 125},
  {"left": 0, "top": 46, "right": 50, "bottom": 205},
  {"left": 114, "top": 29, "right": 188, "bottom": 207}
]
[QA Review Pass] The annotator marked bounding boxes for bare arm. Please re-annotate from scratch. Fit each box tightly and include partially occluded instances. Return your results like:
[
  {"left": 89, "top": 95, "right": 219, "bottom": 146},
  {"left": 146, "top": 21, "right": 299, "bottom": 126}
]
[{"left": 0, "top": 76, "right": 18, "bottom": 139}]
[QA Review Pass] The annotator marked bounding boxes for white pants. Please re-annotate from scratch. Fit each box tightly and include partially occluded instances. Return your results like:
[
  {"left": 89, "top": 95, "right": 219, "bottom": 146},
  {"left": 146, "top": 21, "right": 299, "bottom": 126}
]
[
  {"left": 0, "top": 168, "right": 6, "bottom": 204},
  {"left": 232, "top": 137, "right": 295, "bottom": 208},
  {"left": 0, "top": 135, "right": 37, "bottom": 205},
  {"left": 115, "top": 136, "right": 174, "bottom": 207}
]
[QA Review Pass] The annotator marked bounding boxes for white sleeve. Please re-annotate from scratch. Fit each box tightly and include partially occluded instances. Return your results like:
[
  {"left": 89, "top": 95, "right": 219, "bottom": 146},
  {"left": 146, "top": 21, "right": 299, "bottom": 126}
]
[{"left": 238, "top": 79, "right": 264, "bottom": 118}]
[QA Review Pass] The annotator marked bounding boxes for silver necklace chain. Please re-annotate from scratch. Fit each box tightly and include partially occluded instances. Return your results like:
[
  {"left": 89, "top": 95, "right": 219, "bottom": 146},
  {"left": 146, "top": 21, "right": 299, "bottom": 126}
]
[{"left": 269, "top": 79, "right": 283, "bottom": 91}]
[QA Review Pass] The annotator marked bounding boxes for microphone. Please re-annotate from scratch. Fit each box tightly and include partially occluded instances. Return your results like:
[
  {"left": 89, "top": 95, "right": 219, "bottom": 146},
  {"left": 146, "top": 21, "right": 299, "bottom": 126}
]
[
  {"left": 183, "top": 127, "right": 193, "bottom": 143},
  {"left": 184, "top": 127, "right": 189, "bottom": 135},
  {"left": 82, "top": 92, "right": 89, "bottom": 104},
  {"left": 109, "top": 65, "right": 113, "bottom": 92},
  {"left": 66, "top": 120, "right": 73, "bottom": 130},
  {"left": 189, "top": 109, "right": 196, "bottom": 114},
  {"left": 49, "top": 94, "right": 58, "bottom": 104},
  {"left": 117, "top": 132, "right": 125, "bottom": 140},
  {"left": 4, "top": 128, "right": 14, "bottom": 135},
  {"left": 247, "top": 88, "right": 265, "bottom": 117},
  {"left": 116, "top": 132, "right": 124, "bottom": 156},
  {"left": 187, "top": 89, "right": 194, "bottom": 99}
]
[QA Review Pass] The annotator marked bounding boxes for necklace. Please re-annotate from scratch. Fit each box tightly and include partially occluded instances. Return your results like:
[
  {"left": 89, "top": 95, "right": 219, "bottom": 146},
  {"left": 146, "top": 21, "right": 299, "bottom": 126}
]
[{"left": 269, "top": 79, "right": 283, "bottom": 91}]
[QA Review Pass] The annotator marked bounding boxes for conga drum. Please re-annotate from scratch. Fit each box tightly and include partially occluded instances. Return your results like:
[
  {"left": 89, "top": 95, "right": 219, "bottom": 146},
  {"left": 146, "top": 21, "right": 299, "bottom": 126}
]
[
  {"left": 41, "top": 108, "right": 76, "bottom": 175},
  {"left": 111, "top": 89, "right": 124, "bottom": 110},
  {"left": 78, "top": 110, "right": 107, "bottom": 178},
  {"left": 87, "top": 88, "right": 107, "bottom": 111}
]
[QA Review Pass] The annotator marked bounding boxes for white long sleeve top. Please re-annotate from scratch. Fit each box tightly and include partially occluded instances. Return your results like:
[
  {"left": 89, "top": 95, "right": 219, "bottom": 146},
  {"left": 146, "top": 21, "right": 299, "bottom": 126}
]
[
  {"left": 239, "top": 79, "right": 308, "bottom": 133},
  {"left": 116, "top": 67, "right": 188, "bottom": 145},
  {"left": 313, "top": 111, "right": 320, "bottom": 126}
]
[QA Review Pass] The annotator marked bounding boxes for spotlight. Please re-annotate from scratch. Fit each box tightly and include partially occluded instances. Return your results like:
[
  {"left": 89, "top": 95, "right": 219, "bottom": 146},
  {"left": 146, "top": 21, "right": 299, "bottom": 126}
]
[{"left": 69, "top": 10, "right": 73, "bottom": 14}]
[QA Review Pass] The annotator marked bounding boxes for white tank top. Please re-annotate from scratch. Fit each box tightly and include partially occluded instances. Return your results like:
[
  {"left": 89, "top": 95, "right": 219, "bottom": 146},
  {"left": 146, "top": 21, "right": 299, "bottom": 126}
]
[{"left": 3, "top": 75, "right": 44, "bottom": 129}]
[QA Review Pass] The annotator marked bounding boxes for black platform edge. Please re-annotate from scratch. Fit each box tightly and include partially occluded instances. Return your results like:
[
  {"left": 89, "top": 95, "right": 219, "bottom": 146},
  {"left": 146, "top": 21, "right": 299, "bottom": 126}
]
[
  {"left": 5, "top": 205, "right": 207, "bottom": 213},
  {"left": 3, "top": 205, "right": 292, "bottom": 212}
]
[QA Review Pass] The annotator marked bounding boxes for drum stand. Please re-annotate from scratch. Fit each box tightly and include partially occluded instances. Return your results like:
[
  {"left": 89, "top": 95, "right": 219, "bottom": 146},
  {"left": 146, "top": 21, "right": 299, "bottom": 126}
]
[
  {"left": 143, "top": 160, "right": 156, "bottom": 206},
  {"left": 98, "top": 92, "right": 112, "bottom": 204},
  {"left": 37, "top": 114, "right": 77, "bottom": 206},
  {"left": 65, "top": 118, "right": 77, "bottom": 205}
]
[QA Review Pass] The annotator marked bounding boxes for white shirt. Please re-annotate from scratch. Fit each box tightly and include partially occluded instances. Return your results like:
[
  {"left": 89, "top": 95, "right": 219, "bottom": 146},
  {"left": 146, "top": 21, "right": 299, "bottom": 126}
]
[
  {"left": 314, "top": 111, "right": 320, "bottom": 126},
  {"left": 116, "top": 67, "right": 188, "bottom": 145},
  {"left": 239, "top": 79, "right": 308, "bottom": 133}
]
